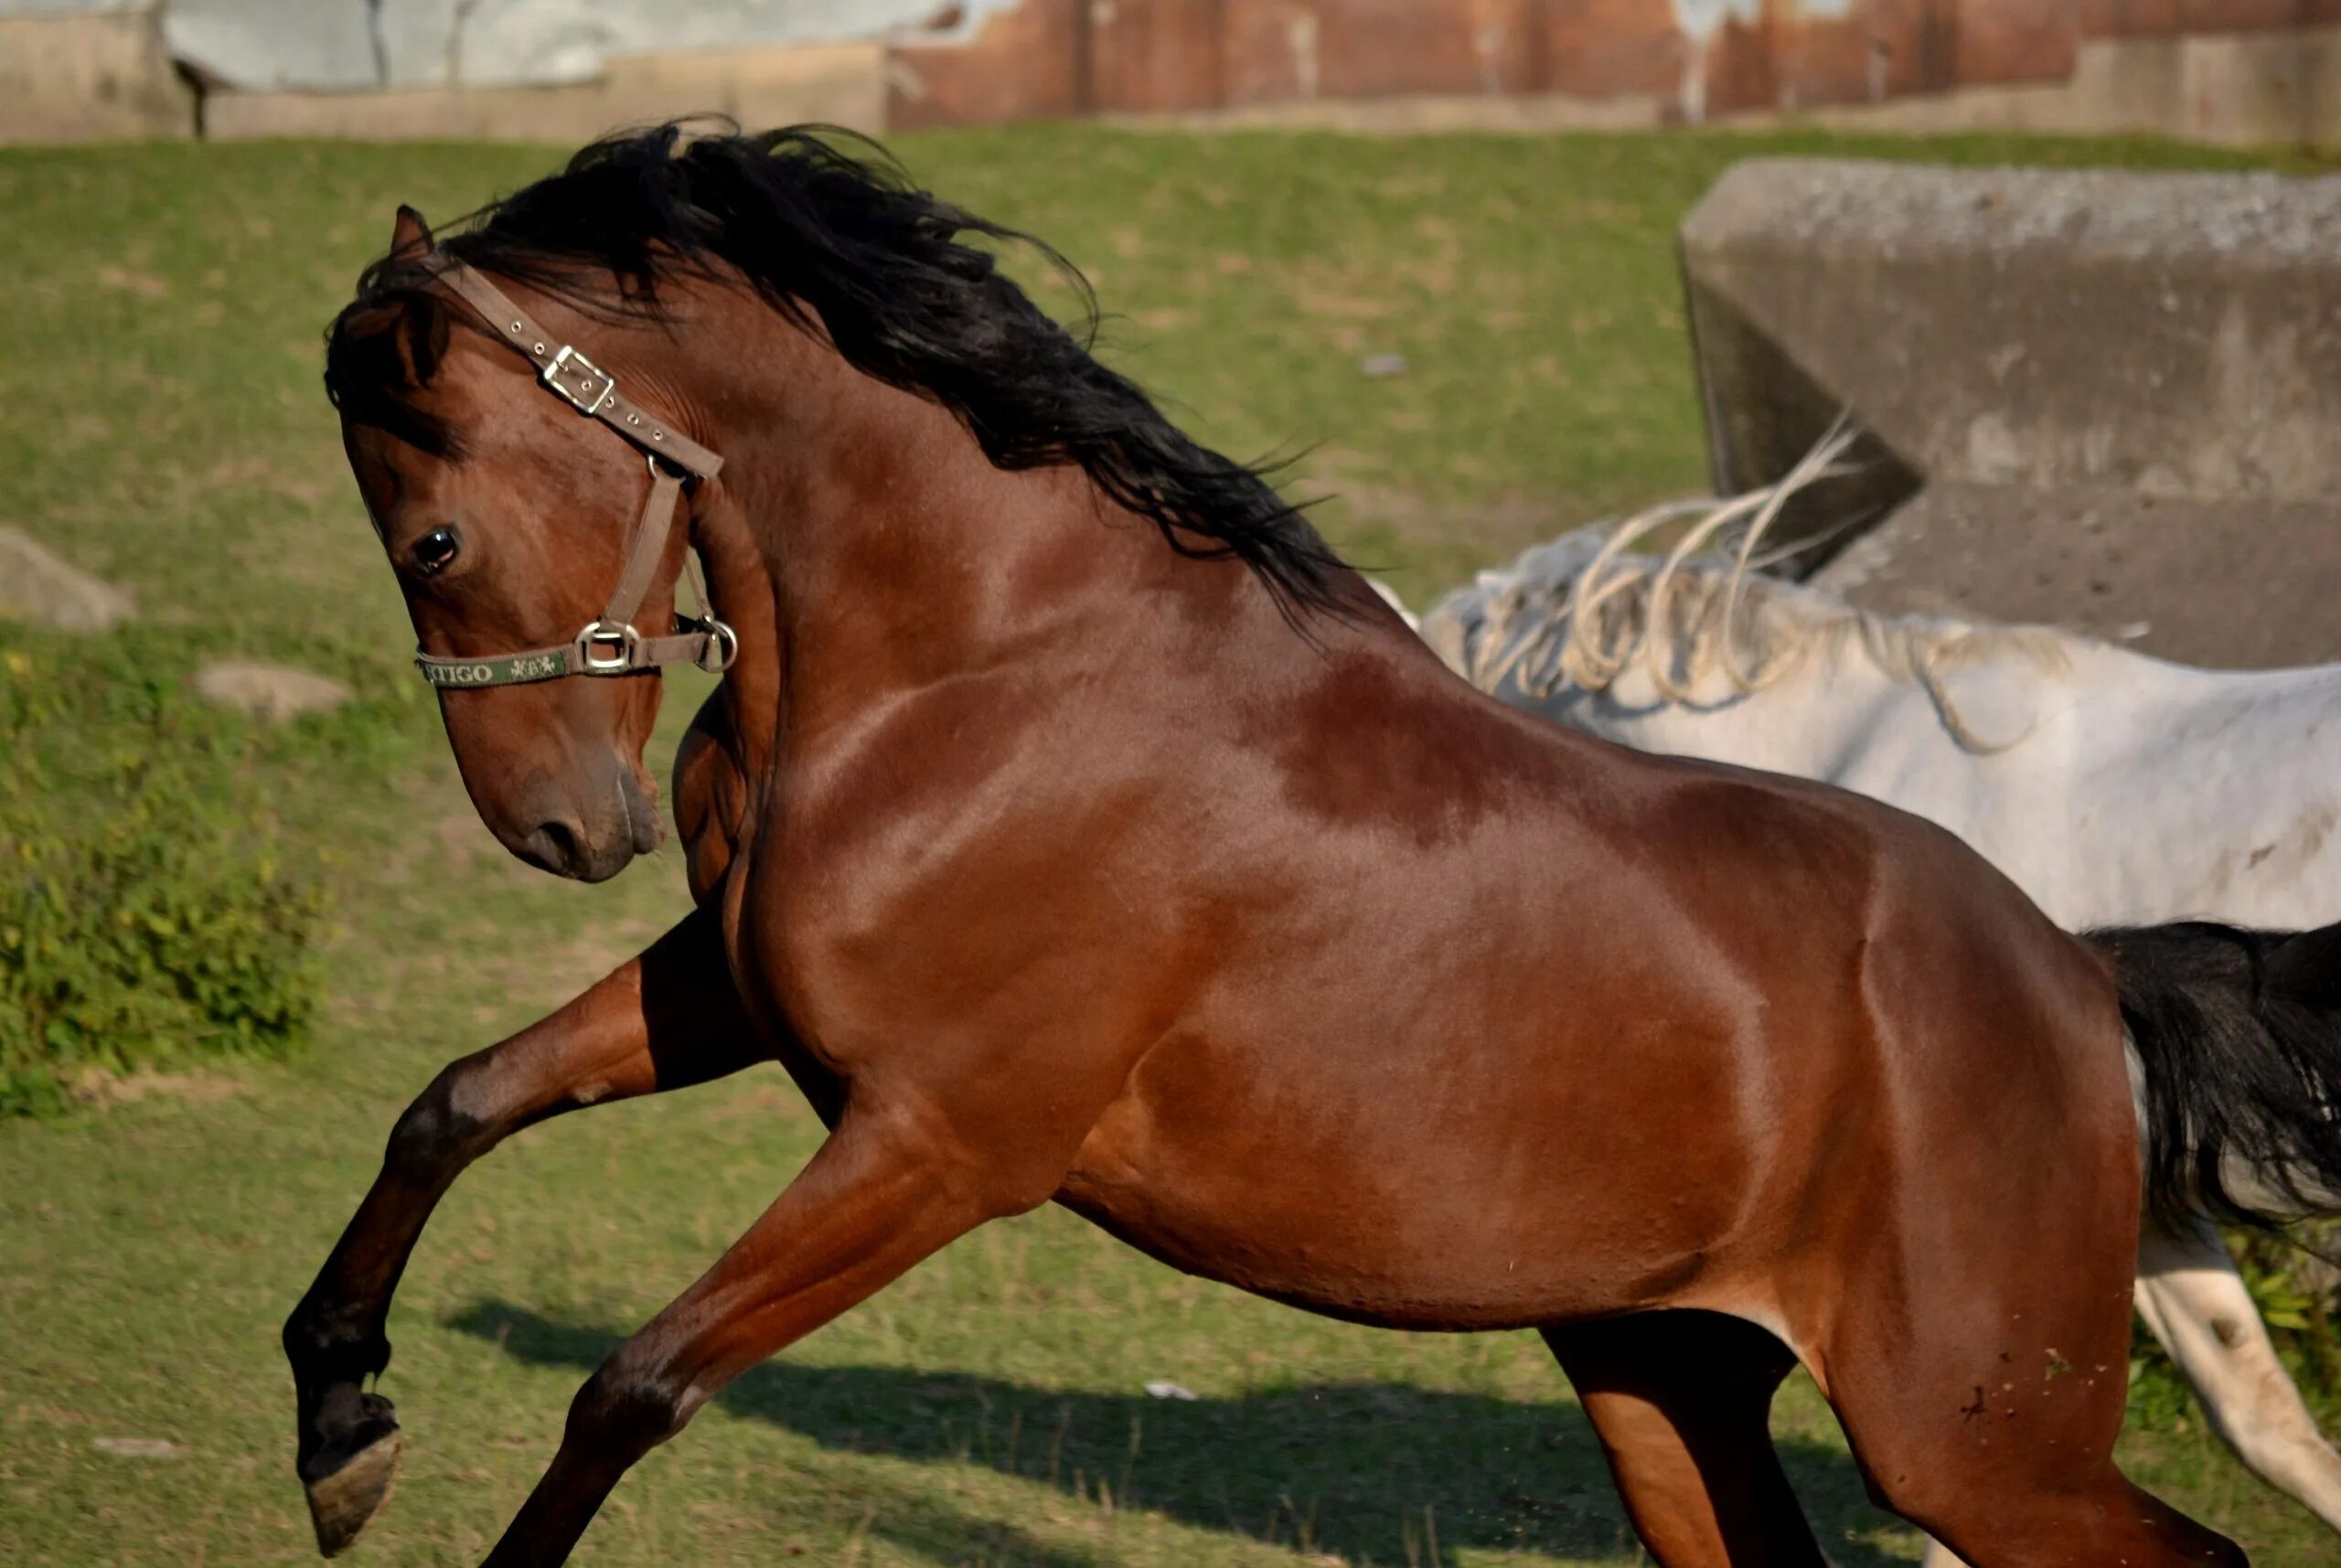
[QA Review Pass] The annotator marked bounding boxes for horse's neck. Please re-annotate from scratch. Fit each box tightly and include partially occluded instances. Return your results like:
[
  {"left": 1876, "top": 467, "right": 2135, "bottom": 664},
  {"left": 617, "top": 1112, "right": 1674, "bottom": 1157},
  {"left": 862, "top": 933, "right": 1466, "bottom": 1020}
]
[
  {"left": 694, "top": 494, "right": 783, "bottom": 784},
  {"left": 677, "top": 306, "right": 1023, "bottom": 709},
  {"left": 671, "top": 296, "right": 1286, "bottom": 753}
]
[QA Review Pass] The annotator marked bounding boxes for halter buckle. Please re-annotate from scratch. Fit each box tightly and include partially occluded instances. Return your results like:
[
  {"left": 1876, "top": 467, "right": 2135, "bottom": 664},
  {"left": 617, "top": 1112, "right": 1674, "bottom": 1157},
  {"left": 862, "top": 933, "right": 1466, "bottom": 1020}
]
[
  {"left": 575, "top": 621, "right": 640, "bottom": 674},
  {"left": 542, "top": 344, "right": 616, "bottom": 416}
]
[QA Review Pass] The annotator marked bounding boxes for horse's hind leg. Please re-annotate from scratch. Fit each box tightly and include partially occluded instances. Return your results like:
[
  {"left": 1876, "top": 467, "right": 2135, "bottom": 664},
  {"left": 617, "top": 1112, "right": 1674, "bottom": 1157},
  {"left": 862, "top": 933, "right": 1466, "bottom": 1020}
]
[
  {"left": 1816, "top": 1215, "right": 2243, "bottom": 1565},
  {"left": 2134, "top": 1214, "right": 2341, "bottom": 1533},
  {"left": 1543, "top": 1310, "right": 1825, "bottom": 1567},
  {"left": 1911, "top": 1213, "right": 2327, "bottom": 1568},
  {"left": 282, "top": 906, "right": 762, "bottom": 1557}
]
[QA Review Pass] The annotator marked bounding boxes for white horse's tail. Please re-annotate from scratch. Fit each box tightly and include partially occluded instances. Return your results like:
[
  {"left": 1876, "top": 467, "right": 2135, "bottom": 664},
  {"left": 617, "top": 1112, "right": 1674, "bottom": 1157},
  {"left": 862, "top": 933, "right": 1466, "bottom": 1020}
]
[{"left": 2090, "top": 921, "right": 2341, "bottom": 1227}]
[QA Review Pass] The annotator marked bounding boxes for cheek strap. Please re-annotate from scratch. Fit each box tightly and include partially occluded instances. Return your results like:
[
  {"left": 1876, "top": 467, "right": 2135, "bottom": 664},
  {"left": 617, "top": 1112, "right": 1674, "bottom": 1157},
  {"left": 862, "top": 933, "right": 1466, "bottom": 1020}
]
[{"left": 413, "top": 461, "right": 738, "bottom": 688}]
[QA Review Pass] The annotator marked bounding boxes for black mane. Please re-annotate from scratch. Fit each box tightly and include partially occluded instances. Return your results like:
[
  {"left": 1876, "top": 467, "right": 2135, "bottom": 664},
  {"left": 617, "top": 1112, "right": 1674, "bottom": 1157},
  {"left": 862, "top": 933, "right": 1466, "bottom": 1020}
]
[{"left": 326, "top": 122, "right": 1349, "bottom": 616}]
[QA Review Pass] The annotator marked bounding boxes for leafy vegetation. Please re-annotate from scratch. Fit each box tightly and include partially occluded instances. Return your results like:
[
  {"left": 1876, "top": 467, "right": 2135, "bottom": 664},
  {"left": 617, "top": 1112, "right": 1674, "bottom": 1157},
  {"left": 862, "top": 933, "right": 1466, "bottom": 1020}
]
[
  {"left": 2131, "top": 1223, "right": 2341, "bottom": 1433},
  {"left": 0, "top": 629, "right": 326, "bottom": 1114}
]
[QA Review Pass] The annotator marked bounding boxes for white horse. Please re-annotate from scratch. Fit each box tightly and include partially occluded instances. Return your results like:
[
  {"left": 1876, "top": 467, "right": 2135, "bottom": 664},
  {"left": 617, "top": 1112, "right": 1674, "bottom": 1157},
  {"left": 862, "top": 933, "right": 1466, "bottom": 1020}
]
[{"left": 1411, "top": 451, "right": 2341, "bottom": 1552}]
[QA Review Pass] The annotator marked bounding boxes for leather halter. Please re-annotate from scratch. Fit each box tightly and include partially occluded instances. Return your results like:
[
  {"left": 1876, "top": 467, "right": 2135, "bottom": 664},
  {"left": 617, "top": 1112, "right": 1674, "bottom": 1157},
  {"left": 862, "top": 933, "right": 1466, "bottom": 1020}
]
[{"left": 408, "top": 257, "right": 738, "bottom": 689}]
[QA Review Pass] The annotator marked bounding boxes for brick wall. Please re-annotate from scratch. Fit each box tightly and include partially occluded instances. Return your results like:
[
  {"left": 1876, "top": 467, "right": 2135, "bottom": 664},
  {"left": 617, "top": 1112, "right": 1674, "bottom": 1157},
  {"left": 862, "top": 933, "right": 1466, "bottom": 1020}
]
[
  {"left": 7, "top": 0, "right": 2336, "bottom": 144},
  {"left": 886, "top": 0, "right": 2341, "bottom": 130}
]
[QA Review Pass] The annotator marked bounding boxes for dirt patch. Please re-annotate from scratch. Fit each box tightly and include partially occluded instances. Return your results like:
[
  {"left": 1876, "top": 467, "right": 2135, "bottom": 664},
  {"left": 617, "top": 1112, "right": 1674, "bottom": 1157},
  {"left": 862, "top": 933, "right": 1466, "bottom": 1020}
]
[
  {"left": 1294, "top": 289, "right": 1396, "bottom": 321},
  {"left": 93, "top": 266, "right": 168, "bottom": 300},
  {"left": 202, "top": 454, "right": 337, "bottom": 507},
  {"left": 69, "top": 1070, "right": 244, "bottom": 1109}
]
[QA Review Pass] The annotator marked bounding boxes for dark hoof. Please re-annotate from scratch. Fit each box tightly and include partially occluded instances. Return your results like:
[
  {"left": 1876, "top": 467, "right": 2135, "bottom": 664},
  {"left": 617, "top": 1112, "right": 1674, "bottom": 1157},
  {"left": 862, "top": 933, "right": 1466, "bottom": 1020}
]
[{"left": 300, "top": 1402, "right": 402, "bottom": 1558}]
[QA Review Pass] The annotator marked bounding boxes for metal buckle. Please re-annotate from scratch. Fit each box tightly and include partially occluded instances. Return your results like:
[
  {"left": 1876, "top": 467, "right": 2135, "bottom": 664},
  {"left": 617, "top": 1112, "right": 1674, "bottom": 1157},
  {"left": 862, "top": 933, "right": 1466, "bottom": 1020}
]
[
  {"left": 542, "top": 344, "right": 616, "bottom": 416},
  {"left": 575, "top": 621, "right": 640, "bottom": 674},
  {"left": 695, "top": 619, "right": 741, "bottom": 675}
]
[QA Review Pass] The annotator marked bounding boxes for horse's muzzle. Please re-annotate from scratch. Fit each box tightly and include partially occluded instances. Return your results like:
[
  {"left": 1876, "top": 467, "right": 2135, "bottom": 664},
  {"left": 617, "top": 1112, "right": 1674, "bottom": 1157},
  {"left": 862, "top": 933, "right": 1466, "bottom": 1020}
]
[{"left": 510, "top": 760, "right": 662, "bottom": 882}]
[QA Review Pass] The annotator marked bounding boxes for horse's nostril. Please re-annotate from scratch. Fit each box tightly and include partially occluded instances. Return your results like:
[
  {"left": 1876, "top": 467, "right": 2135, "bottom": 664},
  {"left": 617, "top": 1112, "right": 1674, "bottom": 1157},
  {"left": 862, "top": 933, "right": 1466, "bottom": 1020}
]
[
  {"left": 524, "top": 819, "right": 582, "bottom": 873},
  {"left": 512, "top": 816, "right": 635, "bottom": 881}
]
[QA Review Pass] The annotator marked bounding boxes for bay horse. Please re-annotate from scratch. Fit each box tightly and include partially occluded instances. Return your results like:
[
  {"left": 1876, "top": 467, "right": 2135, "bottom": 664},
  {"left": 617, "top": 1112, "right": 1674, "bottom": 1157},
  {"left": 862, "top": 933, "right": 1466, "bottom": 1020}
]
[
  {"left": 1419, "top": 456, "right": 2341, "bottom": 1551},
  {"left": 287, "top": 125, "right": 2333, "bottom": 1567}
]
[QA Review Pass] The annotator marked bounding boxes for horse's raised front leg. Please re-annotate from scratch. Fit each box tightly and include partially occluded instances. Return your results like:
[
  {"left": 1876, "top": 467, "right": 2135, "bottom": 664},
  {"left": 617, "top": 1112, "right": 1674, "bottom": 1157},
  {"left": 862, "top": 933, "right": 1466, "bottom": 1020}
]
[
  {"left": 282, "top": 904, "right": 760, "bottom": 1557},
  {"left": 476, "top": 1104, "right": 1010, "bottom": 1568},
  {"left": 2133, "top": 1214, "right": 2341, "bottom": 1535}
]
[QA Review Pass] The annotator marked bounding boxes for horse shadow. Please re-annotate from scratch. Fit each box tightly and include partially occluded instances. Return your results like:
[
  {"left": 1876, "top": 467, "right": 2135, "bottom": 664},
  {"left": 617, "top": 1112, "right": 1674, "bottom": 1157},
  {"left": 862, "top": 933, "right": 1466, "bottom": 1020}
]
[{"left": 446, "top": 1300, "right": 1914, "bottom": 1566}]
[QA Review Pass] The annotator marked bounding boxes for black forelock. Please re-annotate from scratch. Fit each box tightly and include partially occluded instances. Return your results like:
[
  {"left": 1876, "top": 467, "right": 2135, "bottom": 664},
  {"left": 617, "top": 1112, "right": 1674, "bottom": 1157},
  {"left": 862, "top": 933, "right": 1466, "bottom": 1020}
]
[{"left": 324, "top": 121, "right": 1350, "bottom": 617}]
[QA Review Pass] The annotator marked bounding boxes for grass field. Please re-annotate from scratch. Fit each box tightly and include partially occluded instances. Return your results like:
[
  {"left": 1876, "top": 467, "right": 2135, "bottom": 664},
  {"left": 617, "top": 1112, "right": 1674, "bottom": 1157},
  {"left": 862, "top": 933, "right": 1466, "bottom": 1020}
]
[{"left": 3, "top": 123, "right": 2338, "bottom": 1567}]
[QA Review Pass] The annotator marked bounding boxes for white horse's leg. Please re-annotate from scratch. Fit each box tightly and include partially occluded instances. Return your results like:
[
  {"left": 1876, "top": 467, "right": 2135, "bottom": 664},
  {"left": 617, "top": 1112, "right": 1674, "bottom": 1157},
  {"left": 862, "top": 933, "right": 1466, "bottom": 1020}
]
[
  {"left": 1917, "top": 1533, "right": 1965, "bottom": 1568},
  {"left": 2133, "top": 1214, "right": 2341, "bottom": 1533}
]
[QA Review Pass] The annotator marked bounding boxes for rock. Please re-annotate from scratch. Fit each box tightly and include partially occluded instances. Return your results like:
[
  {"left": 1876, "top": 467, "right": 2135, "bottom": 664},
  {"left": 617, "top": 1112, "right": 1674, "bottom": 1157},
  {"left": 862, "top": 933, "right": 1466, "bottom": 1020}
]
[
  {"left": 1143, "top": 1380, "right": 1200, "bottom": 1401},
  {"left": 193, "top": 660, "right": 350, "bottom": 721},
  {"left": 1679, "top": 159, "right": 2341, "bottom": 669},
  {"left": 0, "top": 527, "right": 134, "bottom": 633}
]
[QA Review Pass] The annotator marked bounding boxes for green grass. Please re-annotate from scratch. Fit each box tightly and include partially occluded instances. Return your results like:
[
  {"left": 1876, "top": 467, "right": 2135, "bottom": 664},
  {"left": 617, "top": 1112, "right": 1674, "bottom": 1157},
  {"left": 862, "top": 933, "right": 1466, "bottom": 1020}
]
[{"left": 2, "top": 123, "right": 2338, "bottom": 1566}]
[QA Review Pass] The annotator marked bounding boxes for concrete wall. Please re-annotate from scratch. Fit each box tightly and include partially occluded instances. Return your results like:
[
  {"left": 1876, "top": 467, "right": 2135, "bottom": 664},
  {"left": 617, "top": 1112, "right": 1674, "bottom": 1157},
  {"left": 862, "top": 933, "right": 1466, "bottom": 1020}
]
[
  {"left": 198, "top": 41, "right": 884, "bottom": 142},
  {"left": 0, "top": 8, "right": 194, "bottom": 141},
  {"left": 155, "top": 0, "right": 972, "bottom": 91},
  {"left": 0, "top": 1, "right": 962, "bottom": 88},
  {"left": 3, "top": 0, "right": 2339, "bottom": 144}
]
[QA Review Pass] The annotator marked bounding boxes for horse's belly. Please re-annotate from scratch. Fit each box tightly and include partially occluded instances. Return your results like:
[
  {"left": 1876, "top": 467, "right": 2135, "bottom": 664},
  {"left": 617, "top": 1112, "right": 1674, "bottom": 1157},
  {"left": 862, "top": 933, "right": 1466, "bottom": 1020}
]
[{"left": 1052, "top": 1029, "right": 1768, "bottom": 1332}]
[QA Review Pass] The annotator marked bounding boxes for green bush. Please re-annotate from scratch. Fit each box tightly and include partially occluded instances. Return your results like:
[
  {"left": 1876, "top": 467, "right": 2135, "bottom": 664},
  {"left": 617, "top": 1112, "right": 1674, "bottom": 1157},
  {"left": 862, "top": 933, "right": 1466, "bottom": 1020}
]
[{"left": 0, "top": 635, "right": 326, "bottom": 1115}]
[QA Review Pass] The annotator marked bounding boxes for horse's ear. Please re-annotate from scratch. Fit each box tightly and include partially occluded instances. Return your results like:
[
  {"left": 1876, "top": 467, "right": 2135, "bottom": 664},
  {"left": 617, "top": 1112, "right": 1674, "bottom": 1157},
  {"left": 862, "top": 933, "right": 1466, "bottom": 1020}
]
[{"left": 390, "top": 205, "right": 434, "bottom": 262}]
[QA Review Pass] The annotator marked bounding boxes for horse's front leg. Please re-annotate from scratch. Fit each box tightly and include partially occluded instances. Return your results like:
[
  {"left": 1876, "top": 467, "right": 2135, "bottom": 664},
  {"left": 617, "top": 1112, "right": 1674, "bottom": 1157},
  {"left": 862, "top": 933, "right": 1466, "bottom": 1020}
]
[
  {"left": 477, "top": 1102, "right": 1024, "bottom": 1568},
  {"left": 283, "top": 904, "right": 761, "bottom": 1557}
]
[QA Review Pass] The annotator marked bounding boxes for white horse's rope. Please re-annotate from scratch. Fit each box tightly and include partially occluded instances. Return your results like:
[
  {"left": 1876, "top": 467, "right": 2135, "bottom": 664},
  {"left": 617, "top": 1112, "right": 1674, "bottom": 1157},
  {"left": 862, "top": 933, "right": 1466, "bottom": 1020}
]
[{"left": 1455, "top": 428, "right": 2070, "bottom": 755}]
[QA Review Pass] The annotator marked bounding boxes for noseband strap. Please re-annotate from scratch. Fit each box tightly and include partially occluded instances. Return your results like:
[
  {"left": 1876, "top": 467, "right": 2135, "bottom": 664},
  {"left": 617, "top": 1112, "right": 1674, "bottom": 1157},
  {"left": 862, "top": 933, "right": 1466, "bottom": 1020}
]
[{"left": 410, "top": 257, "right": 738, "bottom": 689}]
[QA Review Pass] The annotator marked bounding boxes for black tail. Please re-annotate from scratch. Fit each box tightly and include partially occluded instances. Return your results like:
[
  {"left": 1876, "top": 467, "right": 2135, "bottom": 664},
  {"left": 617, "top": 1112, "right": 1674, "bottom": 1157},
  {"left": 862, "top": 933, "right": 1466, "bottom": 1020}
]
[{"left": 2089, "top": 920, "right": 2341, "bottom": 1229}]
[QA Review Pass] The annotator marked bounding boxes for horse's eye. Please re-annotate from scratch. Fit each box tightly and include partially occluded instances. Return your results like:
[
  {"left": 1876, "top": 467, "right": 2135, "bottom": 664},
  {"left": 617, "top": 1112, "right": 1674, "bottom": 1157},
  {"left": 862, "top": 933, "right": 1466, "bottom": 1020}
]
[{"left": 412, "top": 527, "right": 461, "bottom": 576}]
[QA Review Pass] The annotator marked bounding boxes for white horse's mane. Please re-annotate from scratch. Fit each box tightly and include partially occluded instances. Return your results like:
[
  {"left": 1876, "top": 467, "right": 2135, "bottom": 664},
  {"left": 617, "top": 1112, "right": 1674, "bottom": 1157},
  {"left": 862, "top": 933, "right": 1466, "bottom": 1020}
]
[{"left": 1436, "top": 429, "right": 2079, "bottom": 752}]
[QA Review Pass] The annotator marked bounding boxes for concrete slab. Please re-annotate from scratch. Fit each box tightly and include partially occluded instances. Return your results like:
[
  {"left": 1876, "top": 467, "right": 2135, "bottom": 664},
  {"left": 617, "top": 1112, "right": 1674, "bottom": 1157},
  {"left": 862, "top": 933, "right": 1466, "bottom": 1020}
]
[
  {"left": 201, "top": 39, "right": 884, "bottom": 142},
  {"left": 1681, "top": 157, "right": 2341, "bottom": 669},
  {"left": 1818, "top": 483, "right": 2341, "bottom": 669}
]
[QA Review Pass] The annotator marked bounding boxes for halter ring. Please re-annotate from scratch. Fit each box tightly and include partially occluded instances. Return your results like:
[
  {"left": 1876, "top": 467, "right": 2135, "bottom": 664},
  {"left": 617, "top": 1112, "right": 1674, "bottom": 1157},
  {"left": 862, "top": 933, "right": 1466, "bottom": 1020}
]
[{"left": 696, "top": 619, "right": 741, "bottom": 675}]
